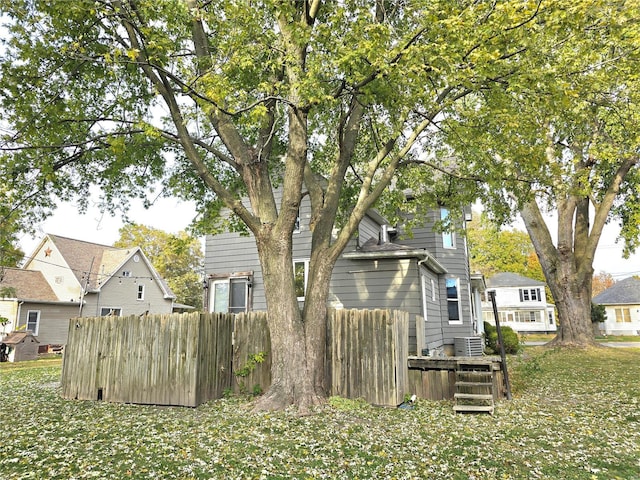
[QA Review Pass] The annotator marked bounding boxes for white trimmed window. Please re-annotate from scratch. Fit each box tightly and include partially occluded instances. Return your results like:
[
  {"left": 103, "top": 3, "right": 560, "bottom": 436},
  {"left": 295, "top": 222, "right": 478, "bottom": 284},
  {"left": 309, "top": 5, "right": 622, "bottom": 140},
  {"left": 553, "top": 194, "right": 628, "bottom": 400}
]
[
  {"left": 519, "top": 288, "right": 541, "bottom": 302},
  {"left": 446, "top": 277, "right": 461, "bottom": 323},
  {"left": 615, "top": 308, "right": 631, "bottom": 323},
  {"left": 26, "top": 311, "right": 40, "bottom": 335},
  {"left": 441, "top": 208, "right": 456, "bottom": 249},
  {"left": 211, "top": 277, "right": 249, "bottom": 314},
  {"left": 137, "top": 284, "right": 145, "bottom": 300},
  {"left": 100, "top": 308, "right": 122, "bottom": 316}
]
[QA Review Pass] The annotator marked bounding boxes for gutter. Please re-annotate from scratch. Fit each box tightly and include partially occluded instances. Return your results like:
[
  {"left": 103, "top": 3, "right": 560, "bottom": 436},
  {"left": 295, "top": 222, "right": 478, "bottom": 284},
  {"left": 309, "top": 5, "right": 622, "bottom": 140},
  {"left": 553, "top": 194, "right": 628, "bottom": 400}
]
[{"left": 342, "top": 249, "right": 447, "bottom": 274}]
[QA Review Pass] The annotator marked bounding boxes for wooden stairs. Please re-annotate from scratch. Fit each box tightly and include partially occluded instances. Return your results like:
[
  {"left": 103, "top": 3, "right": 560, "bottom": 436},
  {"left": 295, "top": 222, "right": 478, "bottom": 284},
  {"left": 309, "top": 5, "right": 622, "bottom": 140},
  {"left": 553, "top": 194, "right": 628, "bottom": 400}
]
[{"left": 453, "top": 361, "right": 495, "bottom": 414}]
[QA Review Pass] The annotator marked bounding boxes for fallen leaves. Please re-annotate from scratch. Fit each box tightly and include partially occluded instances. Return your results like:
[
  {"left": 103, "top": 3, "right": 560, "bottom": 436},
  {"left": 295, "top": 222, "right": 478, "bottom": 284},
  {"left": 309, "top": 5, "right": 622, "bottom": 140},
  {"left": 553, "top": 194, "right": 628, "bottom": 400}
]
[{"left": 1, "top": 347, "right": 638, "bottom": 479}]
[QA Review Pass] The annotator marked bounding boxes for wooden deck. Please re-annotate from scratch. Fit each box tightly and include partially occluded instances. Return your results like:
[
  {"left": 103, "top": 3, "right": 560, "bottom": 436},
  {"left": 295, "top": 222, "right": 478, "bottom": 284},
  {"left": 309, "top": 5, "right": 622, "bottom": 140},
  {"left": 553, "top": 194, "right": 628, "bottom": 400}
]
[{"left": 406, "top": 356, "right": 504, "bottom": 401}]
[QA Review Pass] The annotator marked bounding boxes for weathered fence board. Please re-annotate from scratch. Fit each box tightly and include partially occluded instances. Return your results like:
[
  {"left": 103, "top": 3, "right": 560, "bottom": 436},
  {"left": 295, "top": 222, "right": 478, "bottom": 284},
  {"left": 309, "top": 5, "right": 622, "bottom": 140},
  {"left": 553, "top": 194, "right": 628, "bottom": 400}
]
[
  {"left": 327, "top": 309, "right": 408, "bottom": 406},
  {"left": 61, "top": 313, "right": 234, "bottom": 407},
  {"left": 232, "top": 312, "right": 271, "bottom": 395},
  {"left": 62, "top": 309, "right": 416, "bottom": 407}
]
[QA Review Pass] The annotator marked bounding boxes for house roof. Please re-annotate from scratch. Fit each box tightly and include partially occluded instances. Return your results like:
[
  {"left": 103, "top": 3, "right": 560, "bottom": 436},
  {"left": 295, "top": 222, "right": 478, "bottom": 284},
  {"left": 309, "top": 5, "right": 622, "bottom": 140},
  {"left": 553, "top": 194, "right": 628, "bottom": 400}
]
[
  {"left": 593, "top": 276, "right": 640, "bottom": 305},
  {"left": 45, "top": 235, "right": 175, "bottom": 299},
  {"left": 1, "top": 331, "right": 40, "bottom": 345},
  {"left": 343, "top": 238, "right": 447, "bottom": 274},
  {"left": 487, "top": 272, "right": 546, "bottom": 288},
  {"left": 47, "top": 234, "right": 130, "bottom": 291},
  {"left": 0, "top": 267, "right": 59, "bottom": 302}
]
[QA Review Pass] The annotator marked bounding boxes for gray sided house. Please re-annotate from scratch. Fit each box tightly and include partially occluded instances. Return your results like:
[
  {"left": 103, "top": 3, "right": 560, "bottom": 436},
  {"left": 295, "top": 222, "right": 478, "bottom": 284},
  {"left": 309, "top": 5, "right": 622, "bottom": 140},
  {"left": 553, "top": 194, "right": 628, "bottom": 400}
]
[
  {"left": 205, "top": 196, "right": 484, "bottom": 355},
  {"left": 0, "top": 234, "right": 176, "bottom": 347}
]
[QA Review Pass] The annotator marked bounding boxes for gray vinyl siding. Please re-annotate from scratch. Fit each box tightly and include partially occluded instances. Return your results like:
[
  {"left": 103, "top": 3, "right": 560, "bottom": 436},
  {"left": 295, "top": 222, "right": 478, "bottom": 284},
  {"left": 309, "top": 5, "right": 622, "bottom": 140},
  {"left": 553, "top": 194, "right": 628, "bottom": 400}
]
[
  {"left": 204, "top": 200, "right": 476, "bottom": 349},
  {"left": 204, "top": 192, "right": 315, "bottom": 312},
  {"left": 434, "top": 225, "right": 475, "bottom": 345},
  {"left": 358, "top": 215, "right": 382, "bottom": 245},
  {"left": 420, "top": 268, "right": 444, "bottom": 351},
  {"left": 16, "top": 302, "right": 79, "bottom": 345},
  {"left": 330, "top": 257, "right": 425, "bottom": 354},
  {"left": 391, "top": 209, "right": 475, "bottom": 346},
  {"left": 84, "top": 257, "right": 173, "bottom": 317},
  {"left": 205, "top": 231, "right": 265, "bottom": 310}
]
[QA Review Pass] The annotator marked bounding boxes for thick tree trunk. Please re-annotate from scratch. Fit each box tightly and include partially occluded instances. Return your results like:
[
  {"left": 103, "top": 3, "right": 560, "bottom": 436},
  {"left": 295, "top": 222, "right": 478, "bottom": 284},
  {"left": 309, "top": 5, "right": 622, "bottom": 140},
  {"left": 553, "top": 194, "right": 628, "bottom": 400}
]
[
  {"left": 252, "top": 233, "right": 327, "bottom": 412},
  {"left": 520, "top": 200, "right": 597, "bottom": 347},
  {"left": 545, "top": 258, "right": 596, "bottom": 347}
]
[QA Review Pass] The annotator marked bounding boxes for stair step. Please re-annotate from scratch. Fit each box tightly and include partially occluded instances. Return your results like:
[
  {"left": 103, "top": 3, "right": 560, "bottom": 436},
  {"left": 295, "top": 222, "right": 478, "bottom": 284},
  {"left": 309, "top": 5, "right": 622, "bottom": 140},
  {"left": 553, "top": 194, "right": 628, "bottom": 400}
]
[
  {"left": 454, "top": 393, "right": 494, "bottom": 401},
  {"left": 454, "top": 404, "right": 494, "bottom": 414},
  {"left": 455, "top": 381, "right": 493, "bottom": 387}
]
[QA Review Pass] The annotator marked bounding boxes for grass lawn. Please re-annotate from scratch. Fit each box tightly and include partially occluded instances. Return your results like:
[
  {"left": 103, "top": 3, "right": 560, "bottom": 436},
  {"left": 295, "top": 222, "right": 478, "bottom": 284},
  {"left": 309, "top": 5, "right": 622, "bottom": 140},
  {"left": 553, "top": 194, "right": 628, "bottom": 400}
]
[
  {"left": 519, "top": 333, "right": 640, "bottom": 343},
  {"left": 1, "top": 348, "right": 639, "bottom": 479}
]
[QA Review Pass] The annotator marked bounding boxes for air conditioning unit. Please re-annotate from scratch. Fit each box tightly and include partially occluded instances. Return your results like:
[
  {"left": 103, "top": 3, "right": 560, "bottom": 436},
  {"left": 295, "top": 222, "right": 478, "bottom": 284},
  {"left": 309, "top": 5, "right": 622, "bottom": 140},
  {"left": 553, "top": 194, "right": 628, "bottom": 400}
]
[{"left": 454, "top": 336, "right": 483, "bottom": 357}]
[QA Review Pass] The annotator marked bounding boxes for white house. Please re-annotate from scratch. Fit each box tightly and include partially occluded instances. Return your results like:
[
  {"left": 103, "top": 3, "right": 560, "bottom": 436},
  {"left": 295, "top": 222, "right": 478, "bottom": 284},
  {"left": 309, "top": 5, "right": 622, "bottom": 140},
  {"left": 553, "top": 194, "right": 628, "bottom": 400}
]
[
  {"left": 593, "top": 276, "right": 640, "bottom": 336},
  {"left": 482, "top": 272, "right": 556, "bottom": 334}
]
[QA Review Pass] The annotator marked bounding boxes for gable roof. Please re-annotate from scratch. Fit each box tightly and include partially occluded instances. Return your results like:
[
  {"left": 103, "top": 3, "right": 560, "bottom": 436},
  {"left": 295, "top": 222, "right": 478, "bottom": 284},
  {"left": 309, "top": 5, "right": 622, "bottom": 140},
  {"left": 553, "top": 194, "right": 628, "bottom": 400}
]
[
  {"left": 0, "top": 267, "right": 59, "bottom": 302},
  {"left": 487, "top": 272, "right": 546, "bottom": 288},
  {"left": 1, "top": 331, "right": 40, "bottom": 345},
  {"left": 47, "top": 234, "right": 130, "bottom": 291},
  {"left": 593, "top": 276, "right": 640, "bottom": 305},
  {"left": 27, "top": 234, "right": 175, "bottom": 299}
]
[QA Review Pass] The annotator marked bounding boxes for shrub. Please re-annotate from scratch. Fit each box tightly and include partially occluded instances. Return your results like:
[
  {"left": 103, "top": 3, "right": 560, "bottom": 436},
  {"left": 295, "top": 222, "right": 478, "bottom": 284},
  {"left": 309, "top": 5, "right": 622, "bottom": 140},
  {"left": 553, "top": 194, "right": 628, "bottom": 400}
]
[
  {"left": 484, "top": 321, "right": 520, "bottom": 354},
  {"left": 591, "top": 303, "right": 607, "bottom": 323}
]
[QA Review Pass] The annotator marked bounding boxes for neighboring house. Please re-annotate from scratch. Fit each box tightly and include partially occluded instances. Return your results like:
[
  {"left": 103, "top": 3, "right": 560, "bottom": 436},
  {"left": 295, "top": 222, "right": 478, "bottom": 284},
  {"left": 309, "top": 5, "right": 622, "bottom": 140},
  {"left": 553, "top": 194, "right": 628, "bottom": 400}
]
[
  {"left": 481, "top": 272, "right": 556, "bottom": 334},
  {"left": 204, "top": 194, "right": 485, "bottom": 356},
  {"left": 0, "top": 267, "right": 79, "bottom": 346},
  {"left": 0, "top": 234, "right": 176, "bottom": 347},
  {"left": 593, "top": 276, "right": 640, "bottom": 336}
]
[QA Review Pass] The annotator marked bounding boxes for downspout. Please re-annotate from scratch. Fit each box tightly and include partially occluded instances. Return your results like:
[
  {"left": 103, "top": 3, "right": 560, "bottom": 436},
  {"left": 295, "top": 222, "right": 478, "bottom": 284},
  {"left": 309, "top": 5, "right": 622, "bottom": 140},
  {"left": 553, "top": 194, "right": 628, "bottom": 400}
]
[{"left": 16, "top": 301, "right": 24, "bottom": 331}]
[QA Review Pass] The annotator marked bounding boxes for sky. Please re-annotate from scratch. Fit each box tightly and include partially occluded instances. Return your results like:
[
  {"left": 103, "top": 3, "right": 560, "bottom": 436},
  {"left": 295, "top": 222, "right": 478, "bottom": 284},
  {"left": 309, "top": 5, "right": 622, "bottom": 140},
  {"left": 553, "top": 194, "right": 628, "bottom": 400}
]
[
  {"left": 18, "top": 196, "right": 199, "bottom": 261},
  {"left": 17, "top": 195, "right": 640, "bottom": 281}
]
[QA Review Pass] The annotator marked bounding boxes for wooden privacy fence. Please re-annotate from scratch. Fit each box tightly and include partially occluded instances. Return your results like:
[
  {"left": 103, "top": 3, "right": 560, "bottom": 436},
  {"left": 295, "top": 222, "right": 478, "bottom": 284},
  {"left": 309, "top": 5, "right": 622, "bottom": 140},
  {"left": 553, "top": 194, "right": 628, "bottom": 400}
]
[
  {"left": 327, "top": 309, "right": 408, "bottom": 406},
  {"left": 61, "top": 309, "right": 408, "bottom": 407},
  {"left": 61, "top": 312, "right": 270, "bottom": 407}
]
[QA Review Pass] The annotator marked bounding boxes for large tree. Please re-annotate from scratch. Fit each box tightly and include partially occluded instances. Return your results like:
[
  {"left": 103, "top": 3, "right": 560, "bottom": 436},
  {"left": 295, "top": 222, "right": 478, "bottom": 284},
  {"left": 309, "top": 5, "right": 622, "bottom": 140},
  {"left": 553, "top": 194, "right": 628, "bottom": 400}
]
[
  {"left": 1, "top": 1, "right": 565, "bottom": 409},
  {"left": 443, "top": 1, "right": 640, "bottom": 347},
  {"left": 468, "top": 211, "right": 544, "bottom": 282},
  {"left": 114, "top": 224, "right": 204, "bottom": 310}
]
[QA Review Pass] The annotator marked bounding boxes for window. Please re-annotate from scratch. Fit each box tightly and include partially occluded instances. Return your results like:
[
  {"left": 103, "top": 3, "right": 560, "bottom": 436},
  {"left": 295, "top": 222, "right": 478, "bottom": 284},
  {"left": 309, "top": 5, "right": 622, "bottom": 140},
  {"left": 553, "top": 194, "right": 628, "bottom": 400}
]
[
  {"left": 137, "top": 284, "right": 145, "bottom": 300},
  {"left": 615, "top": 308, "right": 631, "bottom": 323},
  {"left": 212, "top": 278, "right": 249, "bottom": 313},
  {"left": 26, "top": 311, "right": 40, "bottom": 335},
  {"left": 446, "top": 277, "right": 461, "bottom": 322},
  {"left": 519, "top": 288, "right": 541, "bottom": 302},
  {"left": 294, "top": 259, "right": 309, "bottom": 300},
  {"left": 441, "top": 208, "right": 455, "bottom": 249},
  {"left": 122, "top": 271, "right": 132, "bottom": 278},
  {"left": 100, "top": 308, "right": 122, "bottom": 316}
]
